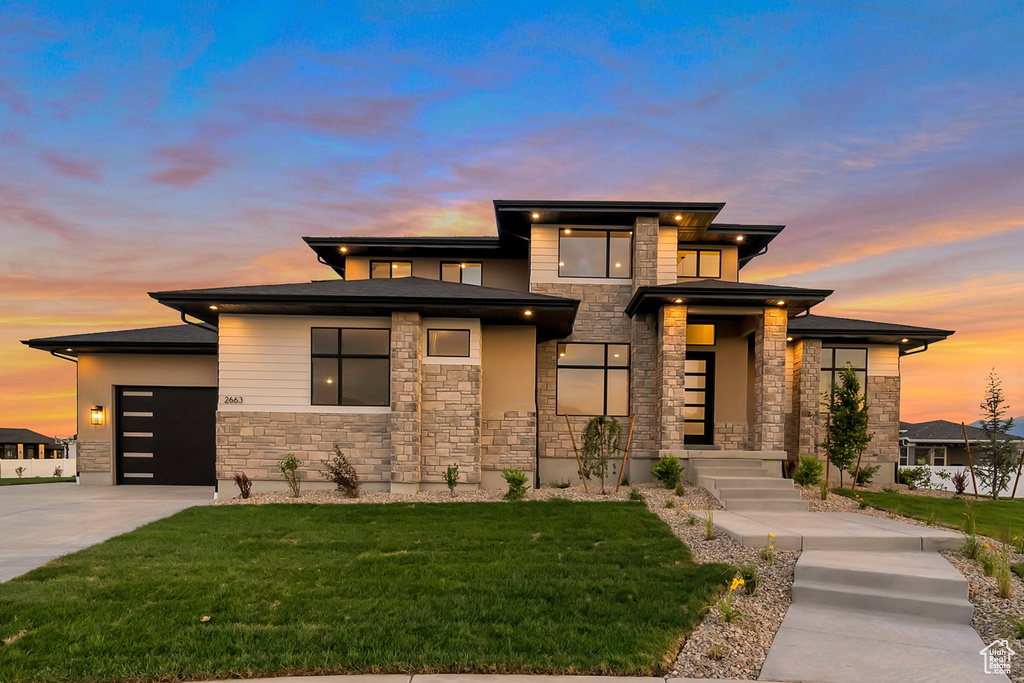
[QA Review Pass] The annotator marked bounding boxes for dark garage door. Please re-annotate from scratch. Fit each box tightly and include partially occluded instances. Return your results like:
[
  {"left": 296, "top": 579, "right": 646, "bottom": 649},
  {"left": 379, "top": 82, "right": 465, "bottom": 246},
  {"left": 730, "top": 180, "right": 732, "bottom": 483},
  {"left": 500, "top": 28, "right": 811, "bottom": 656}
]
[{"left": 116, "top": 386, "right": 217, "bottom": 485}]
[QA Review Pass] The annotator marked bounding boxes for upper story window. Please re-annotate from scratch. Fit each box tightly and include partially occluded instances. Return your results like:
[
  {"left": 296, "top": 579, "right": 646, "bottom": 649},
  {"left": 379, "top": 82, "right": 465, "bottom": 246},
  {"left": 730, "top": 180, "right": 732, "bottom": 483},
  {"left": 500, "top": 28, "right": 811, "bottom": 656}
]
[
  {"left": 678, "top": 249, "right": 721, "bottom": 279},
  {"left": 558, "top": 229, "right": 632, "bottom": 278},
  {"left": 820, "top": 347, "right": 867, "bottom": 400},
  {"left": 441, "top": 262, "right": 482, "bottom": 286},
  {"left": 370, "top": 261, "right": 412, "bottom": 279},
  {"left": 311, "top": 328, "right": 390, "bottom": 406},
  {"left": 556, "top": 342, "right": 630, "bottom": 416}
]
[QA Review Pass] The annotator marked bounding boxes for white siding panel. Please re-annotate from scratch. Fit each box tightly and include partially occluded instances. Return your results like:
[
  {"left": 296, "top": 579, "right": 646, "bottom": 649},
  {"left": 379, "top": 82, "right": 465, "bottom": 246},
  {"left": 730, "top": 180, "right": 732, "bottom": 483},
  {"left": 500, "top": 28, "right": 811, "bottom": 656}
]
[
  {"left": 218, "top": 314, "right": 391, "bottom": 414},
  {"left": 868, "top": 345, "right": 900, "bottom": 377}
]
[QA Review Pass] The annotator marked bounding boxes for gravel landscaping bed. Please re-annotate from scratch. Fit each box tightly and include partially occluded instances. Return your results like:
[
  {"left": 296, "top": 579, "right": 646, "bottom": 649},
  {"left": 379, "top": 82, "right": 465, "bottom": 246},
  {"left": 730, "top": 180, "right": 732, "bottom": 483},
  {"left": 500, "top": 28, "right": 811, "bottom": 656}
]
[{"left": 216, "top": 479, "right": 795, "bottom": 680}]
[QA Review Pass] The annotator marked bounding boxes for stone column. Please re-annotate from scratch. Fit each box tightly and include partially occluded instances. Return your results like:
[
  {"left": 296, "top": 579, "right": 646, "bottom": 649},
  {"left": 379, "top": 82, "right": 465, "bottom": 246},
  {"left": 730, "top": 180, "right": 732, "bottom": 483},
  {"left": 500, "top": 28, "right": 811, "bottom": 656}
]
[
  {"left": 630, "top": 215, "right": 662, "bottom": 461},
  {"left": 658, "top": 304, "right": 687, "bottom": 453},
  {"left": 632, "top": 216, "right": 660, "bottom": 290},
  {"left": 754, "top": 307, "right": 788, "bottom": 451},
  {"left": 791, "top": 338, "right": 822, "bottom": 459},
  {"left": 390, "top": 311, "right": 422, "bottom": 494},
  {"left": 868, "top": 374, "right": 901, "bottom": 467}
]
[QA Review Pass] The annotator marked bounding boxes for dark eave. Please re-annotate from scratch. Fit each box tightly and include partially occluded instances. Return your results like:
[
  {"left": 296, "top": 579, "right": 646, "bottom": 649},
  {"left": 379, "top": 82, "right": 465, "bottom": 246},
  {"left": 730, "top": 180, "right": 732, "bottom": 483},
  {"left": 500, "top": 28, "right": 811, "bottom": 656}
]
[
  {"left": 625, "top": 280, "right": 833, "bottom": 317},
  {"left": 704, "top": 224, "right": 785, "bottom": 269},
  {"left": 22, "top": 324, "right": 218, "bottom": 357},
  {"left": 303, "top": 236, "right": 518, "bottom": 278},
  {"left": 151, "top": 277, "right": 579, "bottom": 342},
  {"left": 788, "top": 314, "right": 954, "bottom": 354}
]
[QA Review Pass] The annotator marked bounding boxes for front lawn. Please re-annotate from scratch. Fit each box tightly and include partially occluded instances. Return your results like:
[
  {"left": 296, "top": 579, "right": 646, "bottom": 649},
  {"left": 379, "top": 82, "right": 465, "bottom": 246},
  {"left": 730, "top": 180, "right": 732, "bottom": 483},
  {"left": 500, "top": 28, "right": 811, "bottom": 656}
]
[
  {"left": 836, "top": 488, "right": 1024, "bottom": 538},
  {"left": 0, "top": 477, "right": 75, "bottom": 486},
  {"left": 0, "top": 500, "right": 730, "bottom": 682}
]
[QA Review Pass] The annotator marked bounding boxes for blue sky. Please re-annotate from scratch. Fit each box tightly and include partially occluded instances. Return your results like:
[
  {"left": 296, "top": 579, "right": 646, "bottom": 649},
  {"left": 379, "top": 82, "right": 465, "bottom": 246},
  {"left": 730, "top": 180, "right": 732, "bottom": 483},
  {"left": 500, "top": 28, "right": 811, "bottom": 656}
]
[{"left": 2, "top": 1, "right": 1023, "bottom": 433}]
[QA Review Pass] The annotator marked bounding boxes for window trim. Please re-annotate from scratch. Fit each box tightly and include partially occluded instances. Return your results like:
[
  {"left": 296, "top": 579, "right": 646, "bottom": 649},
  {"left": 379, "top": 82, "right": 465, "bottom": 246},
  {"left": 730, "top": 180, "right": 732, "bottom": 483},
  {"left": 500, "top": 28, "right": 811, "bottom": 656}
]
[
  {"left": 310, "top": 327, "right": 391, "bottom": 407},
  {"left": 555, "top": 341, "right": 631, "bottom": 416},
  {"left": 439, "top": 261, "right": 483, "bottom": 285},
  {"left": 557, "top": 228, "right": 633, "bottom": 279},
  {"left": 369, "top": 260, "right": 413, "bottom": 279},
  {"left": 820, "top": 345, "right": 868, "bottom": 400},
  {"left": 426, "top": 328, "right": 471, "bottom": 358},
  {"left": 677, "top": 248, "right": 723, "bottom": 279}
]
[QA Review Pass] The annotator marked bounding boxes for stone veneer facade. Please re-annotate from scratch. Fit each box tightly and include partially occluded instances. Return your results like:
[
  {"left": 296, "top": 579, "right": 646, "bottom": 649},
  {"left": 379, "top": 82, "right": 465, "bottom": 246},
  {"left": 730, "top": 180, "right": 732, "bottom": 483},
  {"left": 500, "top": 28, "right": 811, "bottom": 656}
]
[
  {"left": 753, "top": 307, "right": 788, "bottom": 451},
  {"left": 77, "top": 440, "right": 111, "bottom": 478}
]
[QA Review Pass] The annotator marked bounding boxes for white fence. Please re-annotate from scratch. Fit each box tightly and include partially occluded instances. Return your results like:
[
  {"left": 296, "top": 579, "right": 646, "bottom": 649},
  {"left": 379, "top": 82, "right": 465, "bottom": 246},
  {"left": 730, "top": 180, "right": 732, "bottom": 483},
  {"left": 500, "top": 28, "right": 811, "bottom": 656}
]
[
  {"left": 900, "top": 465, "right": 1017, "bottom": 497},
  {"left": 0, "top": 459, "right": 77, "bottom": 479}
]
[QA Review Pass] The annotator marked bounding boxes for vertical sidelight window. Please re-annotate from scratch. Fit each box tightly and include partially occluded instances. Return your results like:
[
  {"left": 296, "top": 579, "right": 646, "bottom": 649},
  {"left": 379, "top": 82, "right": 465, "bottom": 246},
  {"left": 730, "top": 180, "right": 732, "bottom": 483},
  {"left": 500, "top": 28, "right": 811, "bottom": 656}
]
[
  {"left": 311, "top": 328, "right": 391, "bottom": 406},
  {"left": 370, "top": 261, "right": 412, "bottom": 279},
  {"left": 440, "top": 262, "right": 482, "bottom": 285},
  {"left": 820, "top": 347, "right": 867, "bottom": 400},
  {"left": 556, "top": 342, "right": 630, "bottom": 416},
  {"left": 558, "top": 229, "right": 633, "bottom": 278}
]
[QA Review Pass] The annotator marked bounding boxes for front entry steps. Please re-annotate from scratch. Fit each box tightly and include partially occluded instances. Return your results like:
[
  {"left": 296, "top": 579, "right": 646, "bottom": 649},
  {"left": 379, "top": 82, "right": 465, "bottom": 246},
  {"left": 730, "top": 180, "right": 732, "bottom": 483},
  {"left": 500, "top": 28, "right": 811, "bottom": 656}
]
[{"left": 689, "top": 457, "right": 808, "bottom": 512}]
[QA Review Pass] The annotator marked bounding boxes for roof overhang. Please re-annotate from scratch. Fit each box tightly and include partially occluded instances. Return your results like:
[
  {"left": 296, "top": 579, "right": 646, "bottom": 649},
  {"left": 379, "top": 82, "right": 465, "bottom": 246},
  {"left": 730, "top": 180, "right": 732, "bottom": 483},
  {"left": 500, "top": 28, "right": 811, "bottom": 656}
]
[
  {"left": 787, "top": 318, "right": 954, "bottom": 355},
  {"left": 304, "top": 236, "right": 518, "bottom": 278},
  {"left": 495, "top": 199, "right": 725, "bottom": 238},
  {"left": 625, "top": 282, "right": 832, "bottom": 317}
]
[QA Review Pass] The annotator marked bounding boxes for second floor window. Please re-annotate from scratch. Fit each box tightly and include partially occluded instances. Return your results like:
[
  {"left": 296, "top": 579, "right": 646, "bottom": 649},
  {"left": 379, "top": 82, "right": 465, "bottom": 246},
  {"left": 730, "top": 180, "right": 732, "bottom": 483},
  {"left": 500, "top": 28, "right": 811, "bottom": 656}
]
[
  {"left": 558, "top": 229, "right": 632, "bottom": 278},
  {"left": 440, "top": 262, "right": 482, "bottom": 286},
  {"left": 311, "top": 328, "right": 390, "bottom": 407},
  {"left": 370, "top": 261, "right": 412, "bottom": 279},
  {"left": 678, "top": 249, "right": 722, "bottom": 278}
]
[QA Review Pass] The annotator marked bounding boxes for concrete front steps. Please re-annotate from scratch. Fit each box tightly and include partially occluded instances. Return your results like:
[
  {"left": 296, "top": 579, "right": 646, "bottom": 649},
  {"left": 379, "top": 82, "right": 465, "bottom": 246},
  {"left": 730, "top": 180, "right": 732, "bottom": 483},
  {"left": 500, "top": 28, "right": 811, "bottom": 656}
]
[
  {"left": 689, "top": 456, "right": 808, "bottom": 512},
  {"left": 793, "top": 550, "right": 974, "bottom": 623}
]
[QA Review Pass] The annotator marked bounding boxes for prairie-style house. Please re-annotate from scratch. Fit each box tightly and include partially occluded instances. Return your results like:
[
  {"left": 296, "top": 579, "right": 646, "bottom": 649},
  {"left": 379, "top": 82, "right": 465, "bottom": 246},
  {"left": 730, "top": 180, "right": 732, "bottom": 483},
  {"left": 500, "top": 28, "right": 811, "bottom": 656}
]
[{"left": 25, "top": 200, "right": 953, "bottom": 498}]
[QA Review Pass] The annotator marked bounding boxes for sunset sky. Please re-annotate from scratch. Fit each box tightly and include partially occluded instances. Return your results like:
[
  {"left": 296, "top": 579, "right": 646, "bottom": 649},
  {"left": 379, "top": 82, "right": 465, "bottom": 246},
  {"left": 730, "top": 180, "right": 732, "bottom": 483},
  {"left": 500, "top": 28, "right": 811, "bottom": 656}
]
[{"left": 2, "top": 2, "right": 1022, "bottom": 437}]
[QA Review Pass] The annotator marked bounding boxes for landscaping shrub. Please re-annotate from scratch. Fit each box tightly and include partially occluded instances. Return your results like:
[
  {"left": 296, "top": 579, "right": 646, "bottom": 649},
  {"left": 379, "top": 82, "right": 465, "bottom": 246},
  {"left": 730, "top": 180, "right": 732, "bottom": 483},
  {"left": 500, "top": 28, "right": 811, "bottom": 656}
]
[
  {"left": 1008, "top": 615, "right": 1024, "bottom": 639},
  {"left": 553, "top": 480, "right": 571, "bottom": 489},
  {"left": 1012, "top": 563, "right": 1024, "bottom": 581},
  {"left": 793, "top": 455, "right": 824, "bottom": 486},
  {"left": 996, "top": 558, "right": 1014, "bottom": 599},
  {"left": 963, "top": 534, "right": 982, "bottom": 560},
  {"left": 897, "top": 466, "right": 931, "bottom": 490},
  {"left": 52, "top": 466, "right": 63, "bottom": 478},
  {"left": 580, "top": 415, "right": 621, "bottom": 494},
  {"left": 760, "top": 532, "right": 776, "bottom": 564},
  {"left": 443, "top": 463, "right": 459, "bottom": 497},
  {"left": 322, "top": 446, "right": 359, "bottom": 497},
  {"left": 628, "top": 486, "right": 643, "bottom": 501},
  {"left": 278, "top": 453, "right": 301, "bottom": 498},
  {"left": 853, "top": 463, "right": 880, "bottom": 486},
  {"left": 674, "top": 480, "right": 685, "bottom": 497},
  {"left": 819, "top": 478, "right": 829, "bottom": 500},
  {"left": 951, "top": 469, "right": 969, "bottom": 496},
  {"left": 664, "top": 499, "right": 676, "bottom": 509},
  {"left": 703, "top": 509, "right": 714, "bottom": 540},
  {"left": 502, "top": 468, "right": 528, "bottom": 501},
  {"left": 980, "top": 551, "right": 998, "bottom": 577},
  {"left": 738, "top": 564, "right": 759, "bottom": 595},
  {"left": 651, "top": 454, "right": 683, "bottom": 489},
  {"left": 233, "top": 472, "right": 252, "bottom": 499},
  {"left": 14, "top": 466, "right": 24, "bottom": 478}
]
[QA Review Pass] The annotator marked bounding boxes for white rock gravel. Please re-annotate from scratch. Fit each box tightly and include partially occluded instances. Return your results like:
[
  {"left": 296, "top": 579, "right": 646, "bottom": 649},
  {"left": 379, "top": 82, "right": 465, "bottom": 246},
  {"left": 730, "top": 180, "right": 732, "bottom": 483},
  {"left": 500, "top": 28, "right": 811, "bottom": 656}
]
[{"left": 215, "top": 480, "right": 793, "bottom": 680}]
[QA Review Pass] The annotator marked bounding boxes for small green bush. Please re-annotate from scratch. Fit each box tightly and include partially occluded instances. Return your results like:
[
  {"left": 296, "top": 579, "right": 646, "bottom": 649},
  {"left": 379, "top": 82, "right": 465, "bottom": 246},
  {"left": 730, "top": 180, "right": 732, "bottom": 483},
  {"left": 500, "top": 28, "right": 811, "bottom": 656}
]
[
  {"left": 665, "top": 499, "right": 676, "bottom": 509},
  {"left": 674, "top": 480, "right": 685, "bottom": 497},
  {"left": 501, "top": 468, "right": 528, "bottom": 501},
  {"left": 651, "top": 455, "right": 683, "bottom": 489},
  {"left": 980, "top": 551, "right": 998, "bottom": 577},
  {"left": 628, "top": 487, "right": 644, "bottom": 502},
  {"left": 553, "top": 479, "right": 571, "bottom": 489},
  {"left": 1013, "top": 563, "right": 1024, "bottom": 581},
  {"left": 738, "top": 564, "right": 760, "bottom": 595},
  {"left": 1008, "top": 614, "right": 1024, "bottom": 639},
  {"left": 898, "top": 466, "right": 931, "bottom": 490},
  {"left": 793, "top": 455, "right": 824, "bottom": 486},
  {"left": 278, "top": 453, "right": 301, "bottom": 498},
  {"left": 853, "top": 464, "right": 880, "bottom": 485},
  {"left": 443, "top": 463, "right": 459, "bottom": 497}
]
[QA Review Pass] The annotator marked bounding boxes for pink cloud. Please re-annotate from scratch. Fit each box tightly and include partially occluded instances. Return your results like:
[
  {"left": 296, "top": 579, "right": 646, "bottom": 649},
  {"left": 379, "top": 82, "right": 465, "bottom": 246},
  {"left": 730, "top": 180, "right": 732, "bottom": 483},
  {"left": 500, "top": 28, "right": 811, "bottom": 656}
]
[
  {"left": 41, "top": 151, "right": 101, "bottom": 180},
  {"left": 261, "top": 94, "right": 423, "bottom": 137},
  {"left": 146, "top": 143, "right": 223, "bottom": 187},
  {"left": 0, "top": 77, "right": 30, "bottom": 114}
]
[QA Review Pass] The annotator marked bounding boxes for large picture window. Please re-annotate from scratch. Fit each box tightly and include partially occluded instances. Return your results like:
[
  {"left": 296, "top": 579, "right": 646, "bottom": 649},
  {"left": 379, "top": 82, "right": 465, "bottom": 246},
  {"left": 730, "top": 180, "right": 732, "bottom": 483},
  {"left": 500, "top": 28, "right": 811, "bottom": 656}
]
[
  {"left": 311, "top": 328, "right": 390, "bottom": 406},
  {"left": 556, "top": 343, "right": 629, "bottom": 416},
  {"left": 370, "top": 261, "right": 412, "bottom": 279},
  {"left": 677, "top": 249, "right": 722, "bottom": 278},
  {"left": 821, "top": 347, "right": 867, "bottom": 400},
  {"left": 440, "top": 262, "right": 482, "bottom": 286},
  {"left": 901, "top": 446, "right": 946, "bottom": 467},
  {"left": 558, "top": 229, "right": 632, "bottom": 278}
]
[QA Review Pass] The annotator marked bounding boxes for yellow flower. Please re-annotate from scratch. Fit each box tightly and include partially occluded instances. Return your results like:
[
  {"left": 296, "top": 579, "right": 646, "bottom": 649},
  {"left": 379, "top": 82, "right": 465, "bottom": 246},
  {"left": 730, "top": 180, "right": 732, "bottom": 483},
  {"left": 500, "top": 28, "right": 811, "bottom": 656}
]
[
  {"left": 769, "top": 544, "right": 775, "bottom": 550},
  {"left": 984, "top": 543, "right": 990, "bottom": 548},
  {"left": 769, "top": 532, "right": 776, "bottom": 538},
  {"left": 683, "top": 504, "right": 689, "bottom": 509},
  {"left": 730, "top": 578, "right": 742, "bottom": 590}
]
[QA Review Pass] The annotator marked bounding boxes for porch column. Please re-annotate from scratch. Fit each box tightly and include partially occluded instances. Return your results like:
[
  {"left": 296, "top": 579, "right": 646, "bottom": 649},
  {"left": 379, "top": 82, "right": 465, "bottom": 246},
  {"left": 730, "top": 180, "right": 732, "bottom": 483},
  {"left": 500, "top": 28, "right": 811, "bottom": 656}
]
[
  {"left": 658, "top": 304, "right": 687, "bottom": 453},
  {"left": 390, "top": 311, "right": 422, "bottom": 493},
  {"left": 754, "top": 307, "right": 788, "bottom": 451},
  {"left": 629, "top": 215, "right": 662, "bottom": 460},
  {"left": 791, "top": 338, "right": 822, "bottom": 458}
]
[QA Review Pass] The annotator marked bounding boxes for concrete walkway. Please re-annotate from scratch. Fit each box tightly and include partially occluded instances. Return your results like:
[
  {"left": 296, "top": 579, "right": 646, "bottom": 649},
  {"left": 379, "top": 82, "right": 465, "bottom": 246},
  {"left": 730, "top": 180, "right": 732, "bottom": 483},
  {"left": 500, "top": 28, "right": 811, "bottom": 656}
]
[
  {"left": 711, "top": 510, "right": 1009, "bottom": 682},
  {"left": 0, "top": 483, "right": 211, "bottom": 581}
]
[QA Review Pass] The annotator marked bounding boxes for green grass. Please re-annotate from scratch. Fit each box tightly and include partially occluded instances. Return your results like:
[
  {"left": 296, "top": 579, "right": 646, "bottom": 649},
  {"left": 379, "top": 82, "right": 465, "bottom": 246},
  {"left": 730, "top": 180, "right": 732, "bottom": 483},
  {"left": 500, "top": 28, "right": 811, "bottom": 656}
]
[
  {"left": 0, "top": 500, "right": 730, "bottom": 682},
  {"left": 0, "top": 477, "right": 75, "bottom": 486},
  {"left": 1013, "top": 563, "right": 1024, "bottom": 581},
  {"left": 836, "top": 488, "right": 1024, "bottom": 539}
]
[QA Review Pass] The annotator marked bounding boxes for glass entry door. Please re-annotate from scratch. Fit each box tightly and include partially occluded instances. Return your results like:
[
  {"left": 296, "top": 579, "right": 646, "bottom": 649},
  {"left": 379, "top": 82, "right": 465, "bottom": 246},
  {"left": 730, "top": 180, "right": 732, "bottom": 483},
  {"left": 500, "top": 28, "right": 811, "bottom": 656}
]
[{"left": 683, "top": 352, "right": 715, "bottom": 445}]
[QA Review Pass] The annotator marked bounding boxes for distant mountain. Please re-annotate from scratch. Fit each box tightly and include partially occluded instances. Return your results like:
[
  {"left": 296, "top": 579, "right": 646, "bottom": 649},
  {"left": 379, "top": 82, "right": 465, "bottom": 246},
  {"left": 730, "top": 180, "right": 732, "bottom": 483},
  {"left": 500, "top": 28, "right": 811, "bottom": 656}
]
[{"left": 970, "top": 416, "right": 1024, "bottom": 438}]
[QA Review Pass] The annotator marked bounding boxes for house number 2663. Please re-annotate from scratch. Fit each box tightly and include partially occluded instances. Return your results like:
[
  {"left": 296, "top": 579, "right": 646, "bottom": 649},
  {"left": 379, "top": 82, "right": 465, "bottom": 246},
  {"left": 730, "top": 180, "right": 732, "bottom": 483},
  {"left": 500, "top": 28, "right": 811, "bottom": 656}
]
[{"left": 222, "top": 396, "right": 244, "bottom": 404}]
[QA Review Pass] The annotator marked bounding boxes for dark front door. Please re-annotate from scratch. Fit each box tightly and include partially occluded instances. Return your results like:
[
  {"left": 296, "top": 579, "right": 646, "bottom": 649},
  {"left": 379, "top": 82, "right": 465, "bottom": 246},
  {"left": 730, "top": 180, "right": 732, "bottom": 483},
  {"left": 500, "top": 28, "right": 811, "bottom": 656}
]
[
  {"left": 684, "top": 352, "right": 716, "bottom": 445},
  {"left": 116, "top": 386, "right": 217, "bottom": 485}
]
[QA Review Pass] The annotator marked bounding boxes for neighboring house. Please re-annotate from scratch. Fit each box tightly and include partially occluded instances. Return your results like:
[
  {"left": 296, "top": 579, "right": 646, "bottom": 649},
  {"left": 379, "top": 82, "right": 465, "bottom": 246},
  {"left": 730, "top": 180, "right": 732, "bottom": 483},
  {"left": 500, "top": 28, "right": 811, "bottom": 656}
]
[
  {"left": 900, "top": 419, "right": 1023, "bottom": 495},
  {"left": 0, "top": 428, "right": 62, "bottom": 460},
  {"left": 24, "top": 200, "right": 953, "bottom": 491}
]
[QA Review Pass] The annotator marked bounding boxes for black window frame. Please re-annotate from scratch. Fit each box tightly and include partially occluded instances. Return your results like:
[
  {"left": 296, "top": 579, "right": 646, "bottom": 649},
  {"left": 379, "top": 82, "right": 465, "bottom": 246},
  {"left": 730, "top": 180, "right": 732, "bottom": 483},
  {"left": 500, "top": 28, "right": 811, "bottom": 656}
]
[
  {"left": 820, "top": 346, "right": 868, "bottom": 400},
  {"left": 310, "top": 327, "right": 391, "bottom": 407},
  {"left": 557, "top": 228, "right": 633, "bottom": 279},
  {"left": 677, "top": 248, "right": 723, "bottom": 279},
  {"left": 439, "top": 261, "right": 483, "bottom": 285},
  {"left": 426, "top": 328, "right": 472, "bottom": 358},
  {"left": 555, "top": 341, "right": 631, "bottom": 416},
  {"left": 369, "top": 260, "right": 413, "bottom": 279}
]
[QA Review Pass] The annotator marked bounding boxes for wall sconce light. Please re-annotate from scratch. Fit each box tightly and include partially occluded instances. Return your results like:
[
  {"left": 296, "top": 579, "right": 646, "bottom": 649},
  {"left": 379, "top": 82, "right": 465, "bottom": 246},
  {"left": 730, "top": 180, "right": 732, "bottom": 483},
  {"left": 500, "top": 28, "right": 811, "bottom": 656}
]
[{"left": 90, "top": 405, "right": 105, "bottom": 426}]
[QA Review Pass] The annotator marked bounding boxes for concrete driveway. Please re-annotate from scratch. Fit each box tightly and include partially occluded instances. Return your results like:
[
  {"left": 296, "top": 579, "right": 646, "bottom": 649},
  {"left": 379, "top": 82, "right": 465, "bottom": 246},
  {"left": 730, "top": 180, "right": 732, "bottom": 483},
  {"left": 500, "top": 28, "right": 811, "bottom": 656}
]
[{"left": 0, "top": 483, "right": 211, "bottom": 582}]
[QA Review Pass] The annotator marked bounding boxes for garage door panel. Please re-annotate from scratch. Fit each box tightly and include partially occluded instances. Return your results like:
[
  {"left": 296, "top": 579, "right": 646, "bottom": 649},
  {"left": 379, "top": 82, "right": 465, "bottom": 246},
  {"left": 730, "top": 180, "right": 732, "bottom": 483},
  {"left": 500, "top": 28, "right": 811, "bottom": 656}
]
[{"left": 116, "top": 386, "right": 215, "bottom": 486}]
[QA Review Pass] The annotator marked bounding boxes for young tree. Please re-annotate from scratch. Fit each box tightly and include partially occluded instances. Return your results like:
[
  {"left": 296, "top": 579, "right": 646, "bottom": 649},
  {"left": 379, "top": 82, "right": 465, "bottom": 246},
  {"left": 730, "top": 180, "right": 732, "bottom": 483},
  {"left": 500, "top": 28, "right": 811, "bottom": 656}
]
[
  {"left": 580, "top": 415, "right": 622, "bottom": 494},
  {"left": 827, "top": 366, "right": 872, "bottom": 487},
  {"left": 976, "top": 371, "right": 1019, "bottom": 500}
]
